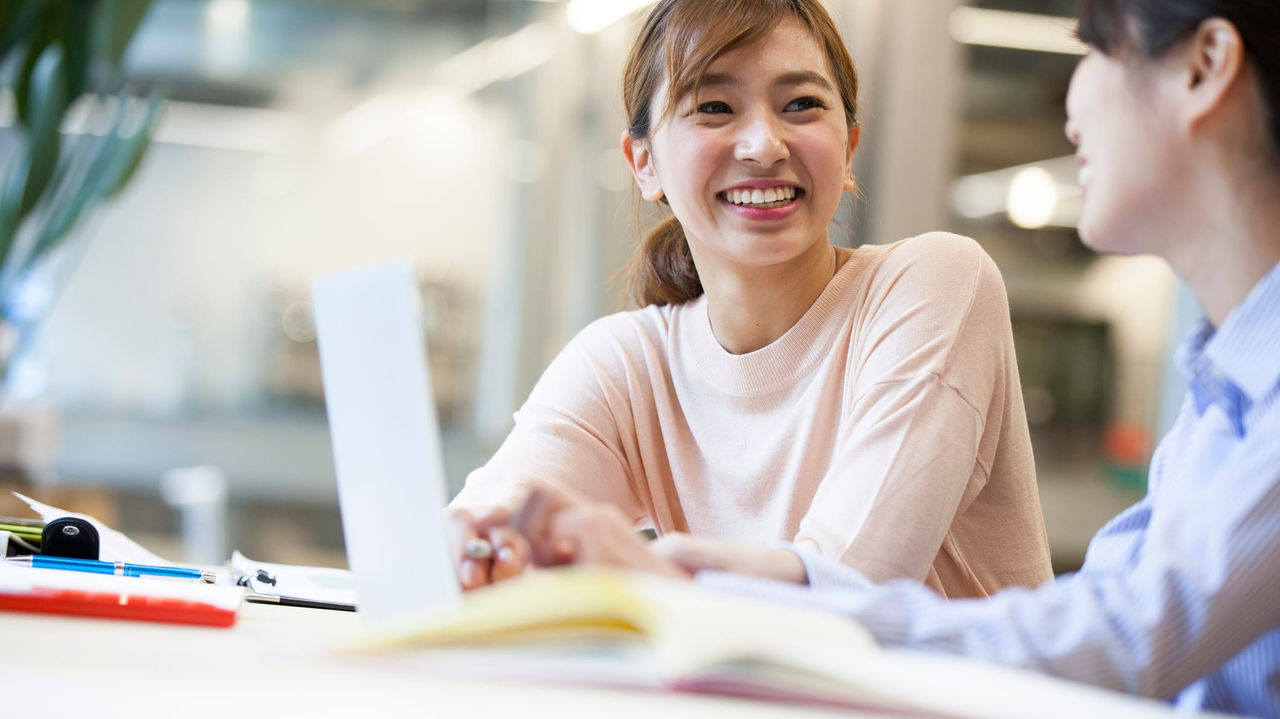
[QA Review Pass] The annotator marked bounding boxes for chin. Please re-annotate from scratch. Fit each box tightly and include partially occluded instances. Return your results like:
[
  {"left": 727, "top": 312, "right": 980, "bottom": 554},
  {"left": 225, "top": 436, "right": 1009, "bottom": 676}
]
[{"left": 1076, "top": 218, "right": 1147, "bottom": 257}]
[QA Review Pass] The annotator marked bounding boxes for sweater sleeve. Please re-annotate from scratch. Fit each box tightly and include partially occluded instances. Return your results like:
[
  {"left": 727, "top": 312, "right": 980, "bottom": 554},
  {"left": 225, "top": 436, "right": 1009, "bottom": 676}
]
[
  {"left": 794, "top": 233, "right": 1021, "bottom": 583},
  {"left": 452, "top": 316, "right": 647, "bottom": 521}
]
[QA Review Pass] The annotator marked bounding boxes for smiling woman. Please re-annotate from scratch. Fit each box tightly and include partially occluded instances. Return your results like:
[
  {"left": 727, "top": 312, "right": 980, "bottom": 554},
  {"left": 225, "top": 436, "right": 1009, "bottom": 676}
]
[{"left": 448, "top": 0, "right": 1053, "bottom": 599}]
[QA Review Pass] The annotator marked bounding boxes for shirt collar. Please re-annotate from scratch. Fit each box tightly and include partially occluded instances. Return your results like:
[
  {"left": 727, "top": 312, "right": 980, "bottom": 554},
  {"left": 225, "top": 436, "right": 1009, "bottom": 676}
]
[
  {"left": 1174, "top": 259, "right": 1280, "bottom": 435},
  {"left": 1175, "top": 321, "right": 1247, "bottom": 435},
  {"left": 1203, "top": 259, "right": 1280, "bottom": 403}
]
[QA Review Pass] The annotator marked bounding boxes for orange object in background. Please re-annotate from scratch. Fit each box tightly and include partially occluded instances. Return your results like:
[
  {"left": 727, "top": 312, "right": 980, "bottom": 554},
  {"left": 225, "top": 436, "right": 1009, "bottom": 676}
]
[{"left": 1103, "top": 423, "right": 1151, "bottom": 490}]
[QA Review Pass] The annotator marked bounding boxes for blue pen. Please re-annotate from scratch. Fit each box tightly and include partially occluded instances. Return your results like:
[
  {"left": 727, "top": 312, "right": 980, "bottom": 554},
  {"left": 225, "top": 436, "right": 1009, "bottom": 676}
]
[{"left": 4, "top": 555, "right": 216, "bottom": 583}]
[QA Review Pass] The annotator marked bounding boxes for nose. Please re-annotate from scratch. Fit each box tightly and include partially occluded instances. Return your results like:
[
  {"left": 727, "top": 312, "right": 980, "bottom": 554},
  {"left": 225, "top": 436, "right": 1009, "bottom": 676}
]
[
  {"left": 1063, "top": 59, "right": 1085, "bottom": 146},
  {"left": 734, "top": 113, "right": 788, "bottom": 166}
]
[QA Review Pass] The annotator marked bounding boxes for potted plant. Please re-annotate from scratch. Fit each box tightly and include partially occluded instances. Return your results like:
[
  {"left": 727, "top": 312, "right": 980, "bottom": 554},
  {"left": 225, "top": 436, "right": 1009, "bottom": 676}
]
[{"left": 0, "top": 0, "right": 165, "bottom": 387}]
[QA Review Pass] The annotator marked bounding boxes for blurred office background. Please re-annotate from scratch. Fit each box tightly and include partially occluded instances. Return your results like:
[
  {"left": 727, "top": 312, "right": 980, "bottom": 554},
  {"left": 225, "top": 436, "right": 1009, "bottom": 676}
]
[{"left": 0, "top": 0, "right": 1192, "bottom": 573}]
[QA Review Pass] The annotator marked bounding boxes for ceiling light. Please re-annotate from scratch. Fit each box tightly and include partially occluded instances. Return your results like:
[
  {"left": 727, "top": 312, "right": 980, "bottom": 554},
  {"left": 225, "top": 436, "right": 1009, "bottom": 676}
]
[
  {"left": 949, "top": 7, "right": 1086, "bottom": 55},
  {"left": 1006, "top": 167, "right": 1059, "bottom": 229},
  {"left": 566, "top": 0, "right": 654, "bottom": 35},
  {"left": 206, "top": 0, "right": 250, "bottom": 36}
]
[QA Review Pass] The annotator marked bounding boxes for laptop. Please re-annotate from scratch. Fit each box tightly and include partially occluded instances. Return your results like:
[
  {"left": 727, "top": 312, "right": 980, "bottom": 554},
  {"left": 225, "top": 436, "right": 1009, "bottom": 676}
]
[{"left": 312, "top": 259, "right": 461, "bottom": 627}]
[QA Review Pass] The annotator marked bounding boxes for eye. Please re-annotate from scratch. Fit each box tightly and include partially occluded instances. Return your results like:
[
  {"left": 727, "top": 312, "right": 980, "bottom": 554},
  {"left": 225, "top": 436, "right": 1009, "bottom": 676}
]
[
  {"left": 695, "top": 100, "right": 732, "bottom": 114},
  {"left": 785, "top": 96, "right": 826, "bottom": 112}
]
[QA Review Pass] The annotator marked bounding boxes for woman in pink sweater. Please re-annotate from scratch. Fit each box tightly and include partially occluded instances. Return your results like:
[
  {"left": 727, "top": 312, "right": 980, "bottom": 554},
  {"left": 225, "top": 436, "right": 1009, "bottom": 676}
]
[{"left": 451, "top": 0, "right": 1051, "bottom": 596}]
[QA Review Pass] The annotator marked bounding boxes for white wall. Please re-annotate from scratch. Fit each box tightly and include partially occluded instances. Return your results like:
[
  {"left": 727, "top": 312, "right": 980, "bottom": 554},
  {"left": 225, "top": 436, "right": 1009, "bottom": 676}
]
[{"left": 29, "top": 94, "right": 507, "bottom": 413}]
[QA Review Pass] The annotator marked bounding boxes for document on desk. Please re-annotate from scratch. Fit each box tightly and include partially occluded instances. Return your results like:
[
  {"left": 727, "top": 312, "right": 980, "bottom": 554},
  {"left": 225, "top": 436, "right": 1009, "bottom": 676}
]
[
  {"left": 232, "top": 551, "right": 357, "bottom": 610},
  {"left": 345, "top": 568, "right": 1190, "bottom": 719},
  {"left": 11, "top": 492, "right": 171, "bottom": 565}
]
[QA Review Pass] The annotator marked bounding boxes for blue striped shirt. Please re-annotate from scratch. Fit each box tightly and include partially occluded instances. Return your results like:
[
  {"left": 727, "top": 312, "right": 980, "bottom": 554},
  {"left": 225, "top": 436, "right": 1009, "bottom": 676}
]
[{"left": 698, "top": 260, "right": 1280, "bottom": 716}]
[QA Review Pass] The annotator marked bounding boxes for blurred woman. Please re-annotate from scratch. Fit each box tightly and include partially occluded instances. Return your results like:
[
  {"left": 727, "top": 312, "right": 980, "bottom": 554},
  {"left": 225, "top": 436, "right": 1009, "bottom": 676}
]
[
  {"left": 510, "top": 1, "right": 1280, "bottom": 714},
  {"left": 450, "top": 0, "right": 1052, "bottom": 598}
]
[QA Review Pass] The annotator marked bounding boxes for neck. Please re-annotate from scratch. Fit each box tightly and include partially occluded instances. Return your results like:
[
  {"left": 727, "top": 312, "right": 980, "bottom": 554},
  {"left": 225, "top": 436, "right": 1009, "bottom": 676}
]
[
  {"left": 699, "top": 242, "right": 844, "bottom": 355},
  {"left": 1164, "top": 160, "right": 1280, "bottom": 327}
]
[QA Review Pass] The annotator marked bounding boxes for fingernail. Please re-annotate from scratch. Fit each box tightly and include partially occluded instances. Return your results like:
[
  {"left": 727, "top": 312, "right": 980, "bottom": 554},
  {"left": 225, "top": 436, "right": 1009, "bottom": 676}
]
[
  {"left": 465, "top": 538, "right": 494, "bottom": 560},
  {"left": 497, "top": 546, "right": 514, "bottom": 563}
]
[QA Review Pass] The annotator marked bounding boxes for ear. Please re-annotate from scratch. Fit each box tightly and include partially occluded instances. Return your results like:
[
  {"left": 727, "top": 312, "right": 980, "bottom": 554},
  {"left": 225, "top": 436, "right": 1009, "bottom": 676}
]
[
  {"left": 621, "top": 129, "right": 664, "bottom": 201},
  {"left": 1180, "top": 18, "right": 1246, "bottom": 131},
  {"left": 842, "top": 125, "right": 861, "bottom": 192}
]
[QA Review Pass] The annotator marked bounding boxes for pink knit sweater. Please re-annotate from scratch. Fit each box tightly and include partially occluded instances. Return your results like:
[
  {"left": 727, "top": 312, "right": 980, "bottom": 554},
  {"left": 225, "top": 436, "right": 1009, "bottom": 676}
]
[{"left": 456, "top": 233, "right": 1053, "bottom": 597}]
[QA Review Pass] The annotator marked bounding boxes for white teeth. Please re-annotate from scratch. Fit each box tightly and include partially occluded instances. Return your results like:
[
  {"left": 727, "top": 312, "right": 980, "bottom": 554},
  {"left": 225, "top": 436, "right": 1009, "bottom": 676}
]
[
  {"left": 1078, "top": 165, "right": 1092, "bottom": 188},
  {"left": 724, "top": 186, "right": 796, "bottom": 206}
]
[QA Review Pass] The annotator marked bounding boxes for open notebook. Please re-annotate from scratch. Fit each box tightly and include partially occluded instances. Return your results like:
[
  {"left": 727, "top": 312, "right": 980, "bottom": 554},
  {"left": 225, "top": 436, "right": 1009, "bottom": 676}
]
[{"left": 344, "top": 568, "right": 1193, "bottom": 719}]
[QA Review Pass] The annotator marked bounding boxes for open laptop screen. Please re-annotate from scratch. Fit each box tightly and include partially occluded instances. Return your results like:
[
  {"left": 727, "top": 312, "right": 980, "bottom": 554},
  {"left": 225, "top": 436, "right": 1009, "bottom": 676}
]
[{"left": 312, "top": 259, "right": 460, "bottom": 627}]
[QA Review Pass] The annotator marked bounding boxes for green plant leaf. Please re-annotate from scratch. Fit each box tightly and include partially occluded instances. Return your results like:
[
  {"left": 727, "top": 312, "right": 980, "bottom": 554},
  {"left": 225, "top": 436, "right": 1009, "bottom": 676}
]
[
  {"left": 102, "top": 87, "right": 164, "bottom": 198},
  {"left": 0, "top": 1, "right": 43, "bottom": 61},
  {"left": 13, "top": 1, "right": 68, "bottom": 127},
  {"left": 26, "top": 127, "right": 121, "bottom": 267},
  {"left": 61, "top": 0, "right": 96, "bottom": 101},
  {"left": 98, "top": 0, "right": 153, "bottom": 73},
  {"left": 18, "top": 43, "right": 69, "bottom": 220},
  {"left": 26, "top": 89, "right": 164, "bottom": 269},
  {"left": 0, "top": 139, "right": 32, "bottom": 270}
]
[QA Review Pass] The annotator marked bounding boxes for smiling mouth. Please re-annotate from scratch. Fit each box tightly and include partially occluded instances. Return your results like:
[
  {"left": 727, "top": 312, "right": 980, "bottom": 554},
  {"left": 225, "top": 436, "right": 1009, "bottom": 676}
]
[{"left": 720, "top": 186, "right": 801, "bottom": 208}]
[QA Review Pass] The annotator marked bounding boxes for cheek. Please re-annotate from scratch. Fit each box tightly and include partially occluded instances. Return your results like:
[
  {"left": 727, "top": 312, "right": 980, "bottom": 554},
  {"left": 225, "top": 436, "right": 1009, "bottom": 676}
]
[
  {"left": 655, "top": 133, "right": 724, "bottom": 197},
  {"left": 798, "top": 127, "right": 853, "bottom": 185}
]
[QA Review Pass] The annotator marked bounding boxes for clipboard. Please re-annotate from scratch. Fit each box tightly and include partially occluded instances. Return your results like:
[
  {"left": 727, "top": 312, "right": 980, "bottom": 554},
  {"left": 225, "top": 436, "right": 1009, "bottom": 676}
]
[{"left": 232, "top": 551, "right": 357, "bottom": 612}]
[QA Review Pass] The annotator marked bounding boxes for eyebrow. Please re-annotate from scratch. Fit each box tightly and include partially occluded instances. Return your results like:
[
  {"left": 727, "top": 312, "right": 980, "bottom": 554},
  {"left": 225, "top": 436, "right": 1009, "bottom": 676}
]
[{"left": 697, "top": 70, "right": 835, "bottom": 92}]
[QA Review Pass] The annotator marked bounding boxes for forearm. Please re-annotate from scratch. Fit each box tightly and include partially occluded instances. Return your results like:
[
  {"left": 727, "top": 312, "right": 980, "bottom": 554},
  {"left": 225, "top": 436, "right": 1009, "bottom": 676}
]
[{"left": 703, "top": 546, "right": 1272, "bottom": 700}]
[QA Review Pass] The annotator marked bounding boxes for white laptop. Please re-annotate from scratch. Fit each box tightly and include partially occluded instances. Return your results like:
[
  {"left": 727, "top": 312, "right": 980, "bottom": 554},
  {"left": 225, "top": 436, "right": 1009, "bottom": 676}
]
[{"left": 312, "top": 259, "right": 461, "bottom": 627}]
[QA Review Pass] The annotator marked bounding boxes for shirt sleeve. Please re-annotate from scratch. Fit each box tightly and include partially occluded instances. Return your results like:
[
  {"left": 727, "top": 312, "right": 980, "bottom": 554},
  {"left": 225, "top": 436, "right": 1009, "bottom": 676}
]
[
  {"left": 705, "top": 453, "right": 1280, "bottom": 702},
  {"left": 794, "top": 233, "right": 1020, "bottom": 582},
  {"left": 451, "top": 317, "right": 647, "bottom": 520}
]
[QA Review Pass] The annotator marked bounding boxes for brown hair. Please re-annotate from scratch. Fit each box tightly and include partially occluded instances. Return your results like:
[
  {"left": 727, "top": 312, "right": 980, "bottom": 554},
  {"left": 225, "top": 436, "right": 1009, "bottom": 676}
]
[{"left": 620, "top": 0, "right": 860, "bottom": 307}]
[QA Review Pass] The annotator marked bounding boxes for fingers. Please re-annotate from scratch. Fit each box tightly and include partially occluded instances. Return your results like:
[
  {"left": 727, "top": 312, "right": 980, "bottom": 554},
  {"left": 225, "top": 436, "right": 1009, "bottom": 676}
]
[
  {"left": 511, "top": 483, "right": 579, "bottom": 567},
  {"left": 458, "top": 556, "right": 490, "bottom": 591},
  {"left": 450, "top": 507, "right": 497, "bottom": 591},
  {"left": 450, "top": 505, "right": 536, "bottom": 590},
  {"left": 469, "top": 505, "right": 513, "bottom": 532},
  {"left": 487, "top": 527, "right": 531, "bottom": 582},
  {"left": 546, "top": 504, "right": 688, "bottom": 578},
  {"left": 650, "top": 533, "right": 807, "bottom": 583},
  {"left": 650, "top": 532, "right": 724, "bottom": 574}
]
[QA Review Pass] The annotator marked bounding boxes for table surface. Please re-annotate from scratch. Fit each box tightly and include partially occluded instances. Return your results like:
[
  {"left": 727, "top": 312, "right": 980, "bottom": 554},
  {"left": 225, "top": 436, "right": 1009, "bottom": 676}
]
[{"left": 0, "top": 601, "right": 900, "bottom": 719}]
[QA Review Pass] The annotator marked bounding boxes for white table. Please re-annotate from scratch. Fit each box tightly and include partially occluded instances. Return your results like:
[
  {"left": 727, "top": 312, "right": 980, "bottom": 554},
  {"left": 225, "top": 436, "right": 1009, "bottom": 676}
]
[{"left": 0, "top": 601, "right": 896, "bottom": 719}]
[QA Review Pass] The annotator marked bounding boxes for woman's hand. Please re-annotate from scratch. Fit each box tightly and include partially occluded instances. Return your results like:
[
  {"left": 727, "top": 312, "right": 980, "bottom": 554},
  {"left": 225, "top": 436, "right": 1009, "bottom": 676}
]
[
  {"left": 448, "top": 506, "right": 532, "bottom": 591},
  {"left": 511, "top": 482, "right": 689, "bottom": 579},
  {"left": 650, "top": 533, "right": 808, "bottom": 584}
]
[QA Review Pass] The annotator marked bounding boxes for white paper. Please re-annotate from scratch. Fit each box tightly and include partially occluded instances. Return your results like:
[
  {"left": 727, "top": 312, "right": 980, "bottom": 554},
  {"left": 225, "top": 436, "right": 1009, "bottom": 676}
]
[
  {"left": 12, "top": 491, "right": 173, "bottom": 565},
  {"left": 0, "top": 562, "right": 242, "bottom": 610},
  {"left": 232, "top": 550, "right": 357, "bottom": 605}
]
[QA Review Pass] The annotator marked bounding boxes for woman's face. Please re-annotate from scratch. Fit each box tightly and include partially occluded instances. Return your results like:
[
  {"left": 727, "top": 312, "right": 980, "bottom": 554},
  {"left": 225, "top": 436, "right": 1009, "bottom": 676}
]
[
  {"left": 1065, "top": 49, "right": 1190, "bottom": 255},
  {"left": 625, "top": 19, "right": 857, "bottom": 274}
]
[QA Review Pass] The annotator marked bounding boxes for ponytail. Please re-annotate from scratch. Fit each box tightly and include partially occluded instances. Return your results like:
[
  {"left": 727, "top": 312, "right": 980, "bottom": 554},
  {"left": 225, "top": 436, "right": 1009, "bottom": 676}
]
[{"left": 627, "top": 215, "right": 702, "bottom": 307}]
